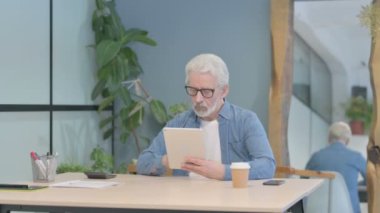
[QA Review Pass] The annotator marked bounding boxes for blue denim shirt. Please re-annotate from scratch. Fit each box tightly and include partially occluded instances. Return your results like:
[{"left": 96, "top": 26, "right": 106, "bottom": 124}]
[
  {"left": 306, "top": 142, "right": 367, "bottom": 213},
  {"left": 137, "top": 101, "right": 276, "bottom": 180}
]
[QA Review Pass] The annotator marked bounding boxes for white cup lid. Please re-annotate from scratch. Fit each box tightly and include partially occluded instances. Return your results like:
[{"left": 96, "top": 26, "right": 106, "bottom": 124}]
[{"left": 230, "top": 162, "right": 250, "bottom": 169}]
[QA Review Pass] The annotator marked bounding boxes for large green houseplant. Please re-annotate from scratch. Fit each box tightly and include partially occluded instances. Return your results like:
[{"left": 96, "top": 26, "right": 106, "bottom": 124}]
[
  {"left": 90, "top": 0, "right": 170, "bottom": 172},
  {"left": 57, "top": 0, "right": 188, "bottom": 174}
]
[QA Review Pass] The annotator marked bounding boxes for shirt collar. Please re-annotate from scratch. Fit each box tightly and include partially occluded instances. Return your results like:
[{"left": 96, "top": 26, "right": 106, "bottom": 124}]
[
  {"left": 218, "top": 101, "right": 231, "bottom": 120},
  {"left": 330, "top": 140, "right": 347, "bottom": 147}
]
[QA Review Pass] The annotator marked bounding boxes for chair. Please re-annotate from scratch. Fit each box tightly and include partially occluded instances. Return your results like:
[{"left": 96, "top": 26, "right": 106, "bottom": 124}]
[
  {"left": 276, "top": 166, "right": 336, "bottom": 179},
  {"left": 304, "top": 171, "right": 354, "bottom": 213},
  {"left": 276, "top": 166, "right": 353, "bottom": 213}
]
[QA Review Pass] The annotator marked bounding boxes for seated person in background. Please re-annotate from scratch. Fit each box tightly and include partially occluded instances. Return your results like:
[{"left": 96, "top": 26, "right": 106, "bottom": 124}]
[
  {"left": 306, "top": 121, "right": 366, "bottom": 213},
  {"left": 137, "top": 53, "right": 275, "bottom": 180}
]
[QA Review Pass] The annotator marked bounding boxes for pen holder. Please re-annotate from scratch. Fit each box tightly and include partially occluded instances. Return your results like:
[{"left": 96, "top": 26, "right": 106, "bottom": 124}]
[{"left": 31, "top": 154, "right": 58, "bottom": 182}]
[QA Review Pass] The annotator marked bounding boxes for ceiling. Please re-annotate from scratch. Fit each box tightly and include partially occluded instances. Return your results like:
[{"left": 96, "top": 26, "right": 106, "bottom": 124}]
[{"left": 294, "top": 0, "right": 372, "bottom": 87}]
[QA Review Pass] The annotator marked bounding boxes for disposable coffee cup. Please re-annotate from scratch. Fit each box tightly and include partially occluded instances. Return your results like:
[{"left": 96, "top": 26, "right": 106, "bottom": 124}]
[{"left": 230, "top": 162, "right": 250, "bottom": 188}]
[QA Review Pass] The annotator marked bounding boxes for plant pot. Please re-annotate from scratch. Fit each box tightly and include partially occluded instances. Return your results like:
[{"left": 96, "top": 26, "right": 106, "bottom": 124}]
[{"left": 350, "top": 120, "right": 365, "bottom": 135}]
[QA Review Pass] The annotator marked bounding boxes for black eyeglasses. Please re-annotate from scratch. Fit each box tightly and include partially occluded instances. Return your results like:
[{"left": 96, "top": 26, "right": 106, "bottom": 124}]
[{"left": 185, "top": 86, "right": 215, "bottom": 98}]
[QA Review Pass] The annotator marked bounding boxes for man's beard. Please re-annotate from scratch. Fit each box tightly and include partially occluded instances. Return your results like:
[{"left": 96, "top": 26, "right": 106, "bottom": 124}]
[{"left": 193, "top": 100, "right": 220, "bottom": 118}]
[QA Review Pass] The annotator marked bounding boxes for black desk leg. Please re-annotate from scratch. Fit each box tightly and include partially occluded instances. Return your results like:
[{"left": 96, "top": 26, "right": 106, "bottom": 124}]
[{"left": 287, "top": 199, "right": 304, "bottom": 213}]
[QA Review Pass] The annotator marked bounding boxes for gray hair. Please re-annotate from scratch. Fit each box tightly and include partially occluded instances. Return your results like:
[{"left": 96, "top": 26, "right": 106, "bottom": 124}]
[
  {"left": 185, "top": 53, "right": 229, "bottom": 86},
  {"left": 328, "top": 122, "right": 352, "bottom": 144}
]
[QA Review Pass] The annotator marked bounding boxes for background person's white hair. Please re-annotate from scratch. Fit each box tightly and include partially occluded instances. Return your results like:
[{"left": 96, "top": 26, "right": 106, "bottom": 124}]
[
  {"left": 185, "top": 53, "right": 229, "bottom": 87},
  {"left": 328, "top": 122, "right": 352, "bottom": 144}
]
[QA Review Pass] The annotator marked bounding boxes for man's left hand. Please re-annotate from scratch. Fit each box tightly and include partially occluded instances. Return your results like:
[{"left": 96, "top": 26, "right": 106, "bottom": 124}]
[{"left": 181, "top": 157, "right": 225, "bottom": 180}]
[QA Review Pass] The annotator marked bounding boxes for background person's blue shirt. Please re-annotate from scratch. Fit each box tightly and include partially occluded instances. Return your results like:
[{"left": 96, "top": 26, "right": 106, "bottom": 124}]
[
  {"left": 137, "top": 101, "right": 276, "bottom": 180},
  {"left": 306, "top": 141, "right": 367, "bottom": 213}
]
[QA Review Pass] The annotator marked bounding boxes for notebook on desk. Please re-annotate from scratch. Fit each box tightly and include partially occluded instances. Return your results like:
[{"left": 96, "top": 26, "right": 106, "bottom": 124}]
[{"left": 163, "top": 127, "right": 206, "bottom": 169}]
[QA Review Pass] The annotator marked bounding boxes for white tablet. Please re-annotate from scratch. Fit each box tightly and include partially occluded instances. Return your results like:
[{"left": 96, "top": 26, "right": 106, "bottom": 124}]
[{"left": 163, "top": 127, "right": 206, "bottom": 169}]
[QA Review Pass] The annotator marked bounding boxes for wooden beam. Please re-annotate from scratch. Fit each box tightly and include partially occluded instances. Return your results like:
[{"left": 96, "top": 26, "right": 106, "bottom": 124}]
[
  {"left": 367, "top": 1, "right": 380, "bottom": 212},
  {"left": 269, "top": 0, "right": 293, "bottom": 169}
]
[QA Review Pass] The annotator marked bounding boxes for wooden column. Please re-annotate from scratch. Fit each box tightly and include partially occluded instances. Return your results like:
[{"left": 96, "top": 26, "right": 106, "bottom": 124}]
[
  {"left": 367, "top": 2, "right": 380, "bottom": 213},
  {"left": 269, "top": 0, "right": 293, "bottom": 169}
]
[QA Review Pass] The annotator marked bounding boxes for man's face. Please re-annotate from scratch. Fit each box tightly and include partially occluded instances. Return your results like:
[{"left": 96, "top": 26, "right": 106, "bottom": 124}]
[{"left": 186, "top": 72, "right": 228, "bottom": 120}]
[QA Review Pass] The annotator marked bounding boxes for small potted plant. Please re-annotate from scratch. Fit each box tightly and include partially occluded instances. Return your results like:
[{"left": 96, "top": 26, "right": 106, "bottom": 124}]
[{"left": 344, "top": 96, "right": 372, "bottom": 135}]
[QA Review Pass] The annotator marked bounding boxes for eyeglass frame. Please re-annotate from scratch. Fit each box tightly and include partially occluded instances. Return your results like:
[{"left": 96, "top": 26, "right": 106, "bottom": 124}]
[{"left": 184, "top": 86, "right": 215, "bottom": 98}]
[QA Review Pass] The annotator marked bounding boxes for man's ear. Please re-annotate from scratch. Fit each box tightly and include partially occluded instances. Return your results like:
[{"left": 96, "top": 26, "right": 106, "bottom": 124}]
[
  {"left": 345, "top": 139, "right": 350, "bottom": 145},
  {"left": 222, "top": 85, "right": 229, "bottom": 98}
]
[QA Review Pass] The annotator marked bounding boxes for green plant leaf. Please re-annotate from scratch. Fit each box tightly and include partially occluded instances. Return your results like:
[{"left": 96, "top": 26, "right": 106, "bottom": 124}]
[
  {"left": 97, "top": 64, "right": 112, "bottom": 80},
  {"left": 102, "top": 127, "right": 114, "bottom": 140},
  {"left": 124, "top": 102, "right": 145, "bottom": 131},
  {"left": 101, "top": 88, "right": 111, "bottom": 98},
  {"left": 120, "top": 132, "right": 130, "bottom": 144},
  {"left": 92, "top": 10, "right": 104, "bottom": 33},
  {"left": 121, "top": 28, "right": 146, "bottom": 44},
  {"left": 98, "top": 95, "right": 114, "bottom": 112},
  {"left": 120, "top": 48, "right": 142, "bottom": 77},
  {"left": 57, "top": 163, "right": 89, "bottom": 174},
  {"left": 96, "top": 40, "right": 121, "bottom": 68},
  {"left": 131, "top": 35, "right": 157, "bottom": 46},
  {"left": 121, "top": 28, "right": 157, "bottom": 46},
  {"left": 119, "top": 87, "right": 132, "bottom": 106},
  {"left": 99, "top": 115, "right": 116, "bottom": 129},
  {"left": 119, "top": 105, "right": 131, "bottom": 120},
  {"left": 168, "top": 103, "right": 189, "bottom": 119},
  {"left": 110, "top": 58, "right": 121, "bottom": 84},
  {"left": 114, "top": 54, "right": 128, "bottom": 81},
  {"left": 90, "top": 146, "right": 113, "bottom": 173},
  {"left": 150, "top": 99, "right": 168, "bottom": 124},
  {"left": 344, "top": 96, "right": 372, "bottom": 131},
  {"left": 95, "top": 0, "right": 105, "bottom": 10},
  {"left": 104, "top": 24, "right": 116, "bottom": 40},
  {"left": 91, "top": 79, "right": 107, "bottom": 100}
]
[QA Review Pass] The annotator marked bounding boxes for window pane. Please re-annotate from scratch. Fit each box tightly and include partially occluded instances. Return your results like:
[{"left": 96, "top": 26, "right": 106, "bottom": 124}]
[
  {"left": 53, "top": 0, "right": 97, "bottom": 105},
  {"left": 53, "top": 111, "right": 111, "bottom": 167},
  {"left": 0, "top": 0, "right": 49, "bottom": 104},
  {"left": 0, "top": 112, "right": 50, "bottom": 182}
]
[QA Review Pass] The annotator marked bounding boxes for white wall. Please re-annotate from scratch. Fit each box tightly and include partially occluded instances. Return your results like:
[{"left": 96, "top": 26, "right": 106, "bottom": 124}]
[{"left": 288, "top": 96, "right": 329, "bottom": 169}]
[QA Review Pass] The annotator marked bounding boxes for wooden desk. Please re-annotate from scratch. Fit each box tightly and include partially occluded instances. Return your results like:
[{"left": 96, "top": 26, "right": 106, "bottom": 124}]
[{"left": 0, "top": 173, "right": 323, "bottom": 213}]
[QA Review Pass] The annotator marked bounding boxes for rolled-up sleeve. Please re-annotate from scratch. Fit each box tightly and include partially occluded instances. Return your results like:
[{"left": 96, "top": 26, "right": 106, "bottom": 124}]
[
  {"left": 223, "top": 112, "right": 276, "bottom": 180},
  {"left": 136, "top": 131, "right": 167, "bottom": 176}
]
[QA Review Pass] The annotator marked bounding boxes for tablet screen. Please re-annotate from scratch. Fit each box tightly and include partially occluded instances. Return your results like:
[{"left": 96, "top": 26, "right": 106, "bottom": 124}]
[{"left": 163, "top": 127, "right": 206, "bottom": 169}]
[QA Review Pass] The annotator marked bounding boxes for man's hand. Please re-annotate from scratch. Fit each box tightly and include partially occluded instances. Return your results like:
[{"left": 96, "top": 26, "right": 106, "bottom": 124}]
[
  {"left": 181, "top": 157, "right": 225, "bottom": 180},
  {"left": 161, "top": 155, "right": 169, "bottom": 169}
]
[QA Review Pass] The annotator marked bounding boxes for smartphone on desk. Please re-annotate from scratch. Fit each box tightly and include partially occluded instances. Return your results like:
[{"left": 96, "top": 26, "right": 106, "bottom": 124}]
[{"left": 263, "top": 179, "right": 285, "bottom": 186}]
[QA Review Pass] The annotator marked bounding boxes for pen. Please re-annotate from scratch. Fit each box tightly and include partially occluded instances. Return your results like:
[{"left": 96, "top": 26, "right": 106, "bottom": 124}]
[{"left": 30, "top": 151, "right": 47, "bottom": 178}]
